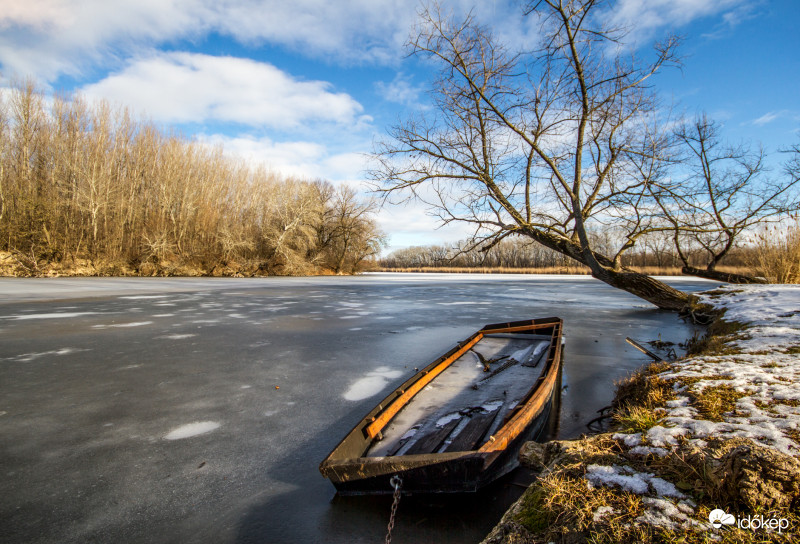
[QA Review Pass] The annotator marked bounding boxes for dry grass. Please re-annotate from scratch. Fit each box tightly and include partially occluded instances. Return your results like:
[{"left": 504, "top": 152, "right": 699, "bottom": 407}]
[
  {"left": 628, "top": 265, "right": 756, "bottom": 277},
  {"left": 510, "top": 455, "right": 795, "bottom": 544},
  {"left": 691, "top": 384, "right": 748, "bottom": 422},
  {"left": 613, "top": 405, "right": 664, "bottom": 434},
  {"left": 375, "top": 265, "right": 592, "bottom": 274},
  {"left": 377, "top": 264, "right": 758, "bottom": 277},
  {"left": 745, "top": 222, "right": 800, "bottom": 284},
  {"left": 614, "top": 361, "right": 676, "bottom": 411},
  {"left": 685, "top": 319, "right": 750, "bottom": 356}
]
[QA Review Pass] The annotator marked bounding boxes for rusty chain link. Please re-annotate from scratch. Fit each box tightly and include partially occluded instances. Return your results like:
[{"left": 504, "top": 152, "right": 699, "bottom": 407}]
[{"left": 384, "top": 475, "right": 403, "bottom": 544}]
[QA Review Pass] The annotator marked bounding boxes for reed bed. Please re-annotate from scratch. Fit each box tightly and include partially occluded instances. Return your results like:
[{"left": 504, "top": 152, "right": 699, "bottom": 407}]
[{"left": 377, "top": 265, "right": 759, "bottom": 276}]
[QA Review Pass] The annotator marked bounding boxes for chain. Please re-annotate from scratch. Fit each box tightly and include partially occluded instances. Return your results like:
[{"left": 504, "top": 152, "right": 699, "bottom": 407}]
[{"left": 384, "top": 475, "right": 403, "bottom": 544}]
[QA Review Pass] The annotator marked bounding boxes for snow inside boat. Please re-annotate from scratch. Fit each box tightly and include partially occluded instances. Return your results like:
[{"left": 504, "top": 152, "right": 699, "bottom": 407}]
[{"left": 319, "top": 317, "right": 563, "bottom": 494}]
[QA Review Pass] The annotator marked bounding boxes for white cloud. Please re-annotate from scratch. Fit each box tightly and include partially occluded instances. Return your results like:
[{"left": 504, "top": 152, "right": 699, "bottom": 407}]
[
  {"left": 0, "top": 0, "right": 73, "bottom": 30},
  {"left": 0, "top": 0, "right": 207, "bottom": 80},
  {"left": 211, "top": 0, "right": 414, "bottom": 64},
  {"left": 0, "top": 1, "right": 541, "bottom": 83},
  {"left": 0, "top": 0, "right": 414, "bottom": 81},
  {"left": 201, "top": 134, "right": 370, "bottom": 185},
  {"left": 81, "top": 52, "right": 364, "bottom": 129},
  {"left": 376, "top": 72, "right": 424, "bottom": 106},
  {"left": 752, "top": 111, "right": 780, "bottom": 126},
  {"left": 376, "top": 201, "right": 475, "bottom": 253},
  {"left": 603, "top": 0, "right": 751, "bottom": 42}
]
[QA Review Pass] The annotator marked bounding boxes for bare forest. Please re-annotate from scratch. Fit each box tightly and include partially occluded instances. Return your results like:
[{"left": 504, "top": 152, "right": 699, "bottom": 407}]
[
  {"left": 0, "top": 80, "right": 386, "bottom": 277},
  {"left": 380, "top": 228, "right": 800, "bottom": 283}
]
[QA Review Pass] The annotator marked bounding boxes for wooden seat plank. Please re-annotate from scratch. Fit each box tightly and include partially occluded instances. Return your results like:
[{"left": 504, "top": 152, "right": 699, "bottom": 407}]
[
  {"left": 443, "top": 411, "right": 498, "bottom": 452},
  {"left": 404, "top": 418, "right": 462, "bottom": 455}
]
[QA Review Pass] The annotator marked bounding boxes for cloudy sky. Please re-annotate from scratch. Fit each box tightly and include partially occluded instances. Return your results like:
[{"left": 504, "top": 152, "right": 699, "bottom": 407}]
[{"left": 1, "top": 0, "right": 798, "bottom": 252}]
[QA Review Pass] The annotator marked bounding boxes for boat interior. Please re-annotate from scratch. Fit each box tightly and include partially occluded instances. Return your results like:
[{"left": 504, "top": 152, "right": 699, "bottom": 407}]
[{"left": 367, "top": 333, "right": 553, "bottom": 457}]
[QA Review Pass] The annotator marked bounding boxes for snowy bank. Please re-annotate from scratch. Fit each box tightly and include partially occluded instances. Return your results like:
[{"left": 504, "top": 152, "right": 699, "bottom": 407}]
[{"left": 483, "top": 284, "right": 800, "bottom": 544}]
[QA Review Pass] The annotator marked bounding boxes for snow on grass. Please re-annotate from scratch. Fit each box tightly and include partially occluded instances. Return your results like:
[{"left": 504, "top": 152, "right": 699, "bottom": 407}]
[
  {"left": 636, "top": 497, "right": 701, "bottom": 531},
  {"left": 592, "top": 505, "right": 615, "bottom": 522},
  {"left": 567, "top": 285, "right": 800, "bottom": 538},
  {"left": 645, "top": 285, "right": 800, "bottom": 455},
  {"left": 585, "top": 464, "right": 685, "bottom": 498}
]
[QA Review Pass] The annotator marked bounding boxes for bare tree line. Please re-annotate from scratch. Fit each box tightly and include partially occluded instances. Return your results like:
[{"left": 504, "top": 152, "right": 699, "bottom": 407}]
[
  {"left": 380, "top": 230, "right": 758, "bottom": 271},
  {"left": 0, "top": 80, "right": 385, "bottom": 276}
]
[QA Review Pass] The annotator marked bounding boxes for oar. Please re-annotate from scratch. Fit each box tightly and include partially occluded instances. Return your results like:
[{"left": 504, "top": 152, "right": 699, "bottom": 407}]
[{"left": 625, "top": 337, "right": 664, "bottom": 362}]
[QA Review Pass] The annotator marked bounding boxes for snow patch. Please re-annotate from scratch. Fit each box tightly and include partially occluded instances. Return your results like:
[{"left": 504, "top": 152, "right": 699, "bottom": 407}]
[
  {"left": 629, "top": 445, "right": 669, "bottom": 457},
  {"left": 436, "top": 412, "right": 462, "bottom": 427},
  {"left": 164, "top": 421, "right": 220, "bottom": 440},
  {"left": 585, "top": 464, "right": 686, "bottom": 499},
  {"left": 343, "top": 367, "right": 404, "bottom": 401},
  {"left": 4, "top": 312, "right": 100, "bottom": 320},
  {"left": 593, "top": 505, "right": 615, "bottom": 522},
  {"left": 11, "top": 347, "right": 84, "bottom": 362},
  {"left": 612, "top": 432, "right": 642, "bottom": 447}
]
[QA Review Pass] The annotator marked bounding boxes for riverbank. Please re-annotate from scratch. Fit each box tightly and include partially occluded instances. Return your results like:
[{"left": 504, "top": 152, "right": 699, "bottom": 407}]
[
  {"left": 0, "top": 250, "right": 353, "bottom": 278},
  {"left": 483, "top": 284, "right": 800, "bottom": 543}
]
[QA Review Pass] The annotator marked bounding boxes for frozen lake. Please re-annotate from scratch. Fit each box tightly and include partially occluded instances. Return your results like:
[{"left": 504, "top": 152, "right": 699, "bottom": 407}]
[{"left": 0, "top": 273, "right": 715, "bottom": 543}]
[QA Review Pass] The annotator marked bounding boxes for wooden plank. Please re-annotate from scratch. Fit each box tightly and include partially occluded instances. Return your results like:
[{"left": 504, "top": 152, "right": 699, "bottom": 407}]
[
  {"left": 482, "top": 324, "right": 552, "bottom": 334},
  {"left": 443, "top": 411, "right": 498, "bottom": 452},
  {"left": 404, "top": 418, "right": 462, "bottom": 455},
  {"left": 365, "top": 333, "right": 483, "bottom": 439},
  {"left": 385, "top": 428, "right": 418, "bottom": 456},
  {"left": 478, "top": 335, "right": 561, "bottom": 453},
  {"left": 522, "top": 340, "right": 550, "bottom": 368}
]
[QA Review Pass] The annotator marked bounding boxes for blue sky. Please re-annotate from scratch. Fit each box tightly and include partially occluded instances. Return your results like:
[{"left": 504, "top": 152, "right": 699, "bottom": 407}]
[{"left": 1, "top": 0, "right": 798, "bottom": 252}]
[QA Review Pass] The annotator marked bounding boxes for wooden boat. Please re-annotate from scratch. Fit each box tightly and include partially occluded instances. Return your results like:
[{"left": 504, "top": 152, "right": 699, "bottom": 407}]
[{"left": 319, "top": 317, "right": 563, "bottom": 495}]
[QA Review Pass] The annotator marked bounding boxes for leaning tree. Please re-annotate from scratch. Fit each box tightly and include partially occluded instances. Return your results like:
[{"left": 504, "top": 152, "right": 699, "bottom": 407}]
[
  {"left": 650, "top": 114, "right": 800, "bottom": 284},
  {"left": 372, "top": 1, "right": 691, "bottom": 309}
]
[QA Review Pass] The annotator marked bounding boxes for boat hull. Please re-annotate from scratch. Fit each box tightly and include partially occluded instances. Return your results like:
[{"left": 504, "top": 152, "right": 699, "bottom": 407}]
[{"left": 320, "top": 317, "right": 563, "bottom": 495}]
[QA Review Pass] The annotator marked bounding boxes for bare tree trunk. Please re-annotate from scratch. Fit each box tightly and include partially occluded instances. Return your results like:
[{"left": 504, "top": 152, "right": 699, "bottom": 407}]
[
  {"left": 522, "top": 227, "right": 689, "bottom": 310},
  {"left": 681, "top": 266, "right": 768, "bottom": 284}
]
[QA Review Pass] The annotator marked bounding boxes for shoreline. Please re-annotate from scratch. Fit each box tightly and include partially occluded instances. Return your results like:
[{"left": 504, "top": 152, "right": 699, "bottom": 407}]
[{"left": 483, "top": 284, "right": 800, "bottom": 543}]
